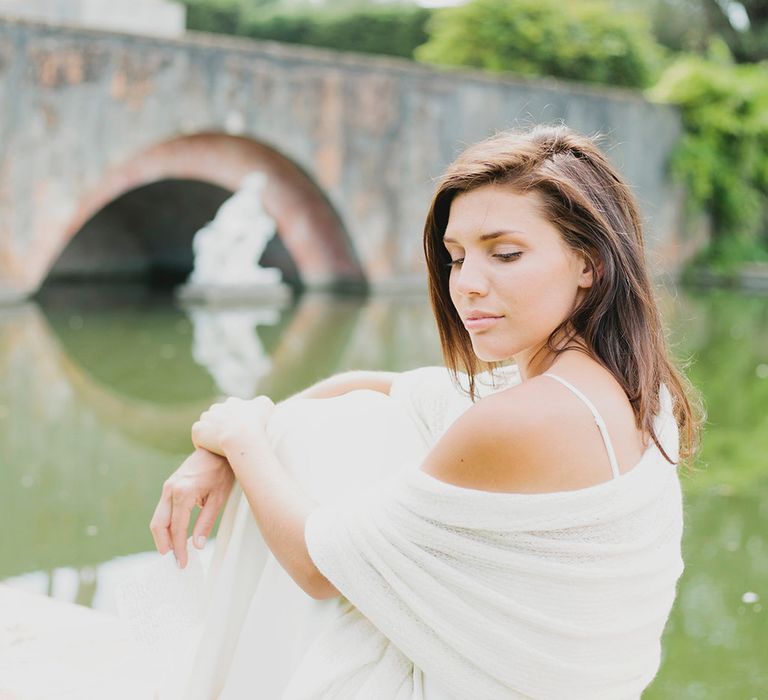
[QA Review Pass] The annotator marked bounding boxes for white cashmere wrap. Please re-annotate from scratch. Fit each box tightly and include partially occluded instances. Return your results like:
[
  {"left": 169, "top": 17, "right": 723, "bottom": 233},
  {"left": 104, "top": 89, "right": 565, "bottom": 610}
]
[
  {"left": 138, "top": 366, "right": 683, "bottom": 700},
  {"left": 284, "top": 378, "right": 684, "bottom": 700}
]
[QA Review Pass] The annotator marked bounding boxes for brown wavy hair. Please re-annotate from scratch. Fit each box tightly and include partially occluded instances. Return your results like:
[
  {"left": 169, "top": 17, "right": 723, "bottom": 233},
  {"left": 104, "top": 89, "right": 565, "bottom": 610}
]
[{"left": 423, "top": 124, "right": 703, "bottom": 466}]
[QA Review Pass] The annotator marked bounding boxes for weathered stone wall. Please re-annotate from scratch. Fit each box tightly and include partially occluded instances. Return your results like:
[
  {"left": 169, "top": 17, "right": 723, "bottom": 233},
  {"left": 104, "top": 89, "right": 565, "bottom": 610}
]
[{"left": 0, "top": 18, "right": 693, "bottom": 300}]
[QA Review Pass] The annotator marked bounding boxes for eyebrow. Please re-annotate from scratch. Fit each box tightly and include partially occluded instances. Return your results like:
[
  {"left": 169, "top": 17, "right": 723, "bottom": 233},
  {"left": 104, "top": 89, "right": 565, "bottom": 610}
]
[{"left": 442, "top": 230, "right": 527, "bottom": 244}]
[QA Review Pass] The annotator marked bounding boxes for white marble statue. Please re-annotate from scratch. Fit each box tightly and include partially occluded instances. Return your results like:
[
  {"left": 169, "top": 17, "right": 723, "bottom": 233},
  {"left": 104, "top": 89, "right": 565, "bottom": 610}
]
[{"left": 189, "top": 172, "right": 283, "bottom": 288}]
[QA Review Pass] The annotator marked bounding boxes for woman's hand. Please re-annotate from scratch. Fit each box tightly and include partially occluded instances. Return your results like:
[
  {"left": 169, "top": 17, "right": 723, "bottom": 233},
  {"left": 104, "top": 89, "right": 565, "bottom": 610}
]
[
  {"left": 191, "top": 396, "right": 276, "bottom": 456},
  {"left": 149, "top": 447, "right": 235, "bottom": 568}
]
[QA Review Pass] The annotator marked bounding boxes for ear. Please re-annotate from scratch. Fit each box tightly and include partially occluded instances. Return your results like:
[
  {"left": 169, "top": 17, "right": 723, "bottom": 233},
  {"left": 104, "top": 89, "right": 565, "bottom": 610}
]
[{"left": 577, "top": 253, "right": 599, "bottom": 289}]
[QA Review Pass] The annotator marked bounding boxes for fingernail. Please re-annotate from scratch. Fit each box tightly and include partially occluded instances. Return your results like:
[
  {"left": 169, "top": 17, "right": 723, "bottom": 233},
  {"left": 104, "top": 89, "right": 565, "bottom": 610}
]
[{"left": 195, "top": 535, "right": 206, "bottom": 549}]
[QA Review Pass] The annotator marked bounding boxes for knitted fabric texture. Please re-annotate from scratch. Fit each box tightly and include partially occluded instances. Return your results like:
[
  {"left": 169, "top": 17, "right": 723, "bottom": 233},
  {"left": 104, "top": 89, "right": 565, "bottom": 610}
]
[{"left": 285, "top": 383, "right": 684, "bottom": 700}]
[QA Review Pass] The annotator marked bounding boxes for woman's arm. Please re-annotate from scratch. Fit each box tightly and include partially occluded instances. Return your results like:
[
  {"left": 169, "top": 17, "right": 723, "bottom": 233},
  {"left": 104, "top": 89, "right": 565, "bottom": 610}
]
[
  {"left": 184, "top": 381, "right": 533, "bottom": 599},
  {"left": 222, "top": 424, "right": 340, "bottom": 599},
  {"left": 291, "top": 370, "right": 399, "bottom": 400},
  {"left": 188, "top": 397, "right": 339, "bottom": 599},
  {"left": 183, "top": 373, "right": 629, "bottom": 601},
  {"left": 151, "top": 371, "right": 398, "bottom": 574}
]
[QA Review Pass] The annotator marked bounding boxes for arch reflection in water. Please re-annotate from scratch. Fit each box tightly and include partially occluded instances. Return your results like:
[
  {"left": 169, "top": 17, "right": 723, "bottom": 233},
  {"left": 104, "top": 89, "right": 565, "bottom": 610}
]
[
  {"left": 0, "top": 292, "right": 443, "bottom": 583},
  {"left": 1, "top": 286, "right": 767, "bottom": 697}
]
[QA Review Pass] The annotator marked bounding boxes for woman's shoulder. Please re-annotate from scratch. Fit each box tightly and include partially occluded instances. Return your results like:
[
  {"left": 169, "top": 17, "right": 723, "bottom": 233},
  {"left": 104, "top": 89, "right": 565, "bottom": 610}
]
[{"left": 419, "top": 368, "right": 643, "bottom": 494}]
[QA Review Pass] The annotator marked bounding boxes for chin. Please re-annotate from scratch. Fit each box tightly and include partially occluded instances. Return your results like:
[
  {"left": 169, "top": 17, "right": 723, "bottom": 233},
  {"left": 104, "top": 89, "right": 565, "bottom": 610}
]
[{"left": 470, "top": 340, "right": 516, "bottom": 364}]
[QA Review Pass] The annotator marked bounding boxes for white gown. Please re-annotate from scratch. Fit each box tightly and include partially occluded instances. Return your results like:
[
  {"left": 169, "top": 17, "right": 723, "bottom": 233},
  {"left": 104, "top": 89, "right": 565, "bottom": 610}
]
[{"left": 143, "top": 367, "right": 512, "bottom": 699}]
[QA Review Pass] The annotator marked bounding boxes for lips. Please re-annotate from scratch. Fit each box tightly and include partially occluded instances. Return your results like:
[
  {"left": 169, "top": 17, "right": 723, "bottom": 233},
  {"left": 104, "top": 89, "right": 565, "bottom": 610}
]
[{"left": 462, "top": 312, "right": 504, "bottom": 331}]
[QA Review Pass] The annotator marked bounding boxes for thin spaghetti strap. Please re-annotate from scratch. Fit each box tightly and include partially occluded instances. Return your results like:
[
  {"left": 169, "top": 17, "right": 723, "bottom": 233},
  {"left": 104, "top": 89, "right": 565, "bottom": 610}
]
[{"left": 541, "top": 373, "right": 621, "bottom": 479}]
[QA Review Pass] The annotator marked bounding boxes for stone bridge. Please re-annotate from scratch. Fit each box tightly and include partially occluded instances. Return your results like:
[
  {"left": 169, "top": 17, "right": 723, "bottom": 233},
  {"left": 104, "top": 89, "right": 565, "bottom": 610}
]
[{"left": 0, "top": 18, "right": 693, "bottom": 301}]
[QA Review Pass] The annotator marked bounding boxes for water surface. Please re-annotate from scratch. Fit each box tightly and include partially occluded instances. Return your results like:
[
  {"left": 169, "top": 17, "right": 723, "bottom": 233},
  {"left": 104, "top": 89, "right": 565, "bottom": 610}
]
[{"left": 0, "top": 283, "right": 765, "bottom": 697}]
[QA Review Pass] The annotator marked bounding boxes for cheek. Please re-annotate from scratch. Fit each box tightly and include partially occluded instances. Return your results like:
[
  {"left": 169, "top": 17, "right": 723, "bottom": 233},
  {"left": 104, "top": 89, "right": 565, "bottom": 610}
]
[
  {"left": 508, "top": 257, "right": 578, "bottom": 318},
  {"left": 494, "top": 266, "right": 538, "bottom": 307},
  {"left": 539, "top": 286, "right": 577, "bottom": 318},
  {"left": 537, "top": 274, "right": 582, "bottom": 323},
  {"left": 447, "top": 270, "right": 459, "bottom": 305}
]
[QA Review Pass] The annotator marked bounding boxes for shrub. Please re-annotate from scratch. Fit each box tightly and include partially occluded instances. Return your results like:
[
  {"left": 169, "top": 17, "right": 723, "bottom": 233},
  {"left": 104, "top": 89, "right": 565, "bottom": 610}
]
[
  {"left": 183, "top": 0, "right": 242, "bottom": 35},
  {"left": 649, "top": 53, "right": 768, "bottom": 267},
  {"left": 181, "top": 0, "right": 431, "bottom": 60},
  {"left": 240, "top": 6, "right": 431, "bottom": 59},
  {"left": 414, "top": 0, "right": 661, "bottom": 88}
]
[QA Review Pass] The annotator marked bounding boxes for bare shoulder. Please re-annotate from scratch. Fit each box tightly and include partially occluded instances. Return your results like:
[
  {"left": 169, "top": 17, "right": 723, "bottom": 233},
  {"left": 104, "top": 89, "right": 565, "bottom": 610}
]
[{"left": 419, "top": 373, "right": 641, "bottom": 494}]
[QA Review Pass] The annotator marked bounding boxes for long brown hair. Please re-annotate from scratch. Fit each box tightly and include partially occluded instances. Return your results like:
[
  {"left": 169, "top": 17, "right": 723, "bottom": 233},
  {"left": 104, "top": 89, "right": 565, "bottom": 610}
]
[{"left": 423, "top": 124, "right": 703, "bottom": 466}]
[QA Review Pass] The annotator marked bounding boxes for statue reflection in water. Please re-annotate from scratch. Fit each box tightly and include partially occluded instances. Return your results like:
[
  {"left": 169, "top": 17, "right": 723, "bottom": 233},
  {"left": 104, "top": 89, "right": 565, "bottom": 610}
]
[{"left": 187, "top": 306, "right": 278, "bottom": 399}]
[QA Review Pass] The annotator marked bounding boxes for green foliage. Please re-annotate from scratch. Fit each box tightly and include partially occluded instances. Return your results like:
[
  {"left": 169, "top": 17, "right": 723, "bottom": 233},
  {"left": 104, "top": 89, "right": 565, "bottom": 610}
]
[
  {"left": 697, "top": 0, "right": 768, "bottom": 64},
  {"left": 182, "top": 0, "right": 264, "bottom": 35},
  {"left": 414, "top": 0, "right": 662, "bottom": 88},
  {"left": 618, "top": 1, "right": 768, "bottom": 64},
  {"left": 181, "top": 0, "right": 431, "bottom": 59},
  {"left": 643, "top": 0, "right": 711, "bottom": 54},
  {"left": 240, "top": 5, "right": 431, "bottom": 58},
  {"left": 650, "top": 53, "right": 768, "bottom": 267}
]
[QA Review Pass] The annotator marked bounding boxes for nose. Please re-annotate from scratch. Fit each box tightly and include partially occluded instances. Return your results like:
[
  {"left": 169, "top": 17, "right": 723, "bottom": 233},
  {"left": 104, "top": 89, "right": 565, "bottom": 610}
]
[{"left": 451, "top": 255, "right": 489, "bottom": 297}]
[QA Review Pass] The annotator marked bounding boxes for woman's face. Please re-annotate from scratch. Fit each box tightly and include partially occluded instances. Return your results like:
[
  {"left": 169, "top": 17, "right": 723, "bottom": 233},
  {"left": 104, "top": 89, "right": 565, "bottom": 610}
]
[{"left": 444, "top": 184, "right": 593, "bottom": 367}]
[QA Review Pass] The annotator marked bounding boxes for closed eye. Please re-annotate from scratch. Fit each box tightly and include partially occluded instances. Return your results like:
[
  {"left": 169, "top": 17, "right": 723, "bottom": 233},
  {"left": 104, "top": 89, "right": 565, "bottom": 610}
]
[{"left": 446, "top": 252, "right": 521, "bottom": 268}]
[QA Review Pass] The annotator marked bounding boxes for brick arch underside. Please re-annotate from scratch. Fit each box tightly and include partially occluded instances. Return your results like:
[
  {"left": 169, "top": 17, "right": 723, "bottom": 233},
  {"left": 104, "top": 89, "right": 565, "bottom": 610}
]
[{"left": 56, "top": 134, "right": 365, "bottom": 289}]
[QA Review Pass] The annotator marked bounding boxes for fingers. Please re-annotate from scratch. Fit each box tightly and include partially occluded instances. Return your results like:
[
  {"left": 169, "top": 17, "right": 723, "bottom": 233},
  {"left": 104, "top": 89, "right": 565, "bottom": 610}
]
[
  {"left": 170, "top": 486, "right": 195, "bottom": 568},
  {"left": 191, "top": 420, "right": 219, "bottom": 455},
  {"left": 149, "top": 481, "right": 174, "bottom": 555},
  {"left": 150, "top": 477, "right": 195, "bottom": 567},
  {"left": 192, "top": 495, "right": 223, "bottom": 550},
  {"left": 192, "top": 397, "right": 276, "bottom": 454},
  {"left": 252, "top": 395, "right": 276, "bottom": 425},
  {"left": 150, "top": 443, "right": 235, "bottom": 566},
  {"left": 191, "top": 420, "right": 203, "bottom": 448}
]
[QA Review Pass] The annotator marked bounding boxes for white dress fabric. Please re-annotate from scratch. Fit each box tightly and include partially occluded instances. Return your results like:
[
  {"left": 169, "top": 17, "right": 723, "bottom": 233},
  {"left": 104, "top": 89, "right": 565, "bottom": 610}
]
[
  {"left": 149, "top": 366, "right": 502, "bottom": 700},
  {"left": 140, "top": 365, "right": 683, "bottom": 700}
]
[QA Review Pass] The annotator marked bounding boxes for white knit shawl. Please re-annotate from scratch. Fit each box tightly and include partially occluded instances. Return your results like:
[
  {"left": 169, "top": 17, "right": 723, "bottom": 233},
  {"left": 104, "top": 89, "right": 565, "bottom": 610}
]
[{"left": 284, "top": 384, "right": 684, "bottom": 700}]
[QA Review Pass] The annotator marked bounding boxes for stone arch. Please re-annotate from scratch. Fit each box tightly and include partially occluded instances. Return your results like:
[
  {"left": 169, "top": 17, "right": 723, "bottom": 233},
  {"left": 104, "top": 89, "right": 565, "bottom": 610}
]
[{"left": 49, "top": 133, "right": 366, "bottom": 290}]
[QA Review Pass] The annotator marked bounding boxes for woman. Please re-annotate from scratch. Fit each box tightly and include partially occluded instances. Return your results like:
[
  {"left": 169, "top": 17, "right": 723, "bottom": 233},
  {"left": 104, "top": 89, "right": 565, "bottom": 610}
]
[{"left": 149, "top": 124, "right": 701, "bottom": 699}]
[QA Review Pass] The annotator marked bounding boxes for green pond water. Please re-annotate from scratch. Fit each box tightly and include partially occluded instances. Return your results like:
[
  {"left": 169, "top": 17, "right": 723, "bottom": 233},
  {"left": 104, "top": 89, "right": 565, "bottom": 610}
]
[{"left": 0, "top": 282, "right": 765, "bottom": 698}]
